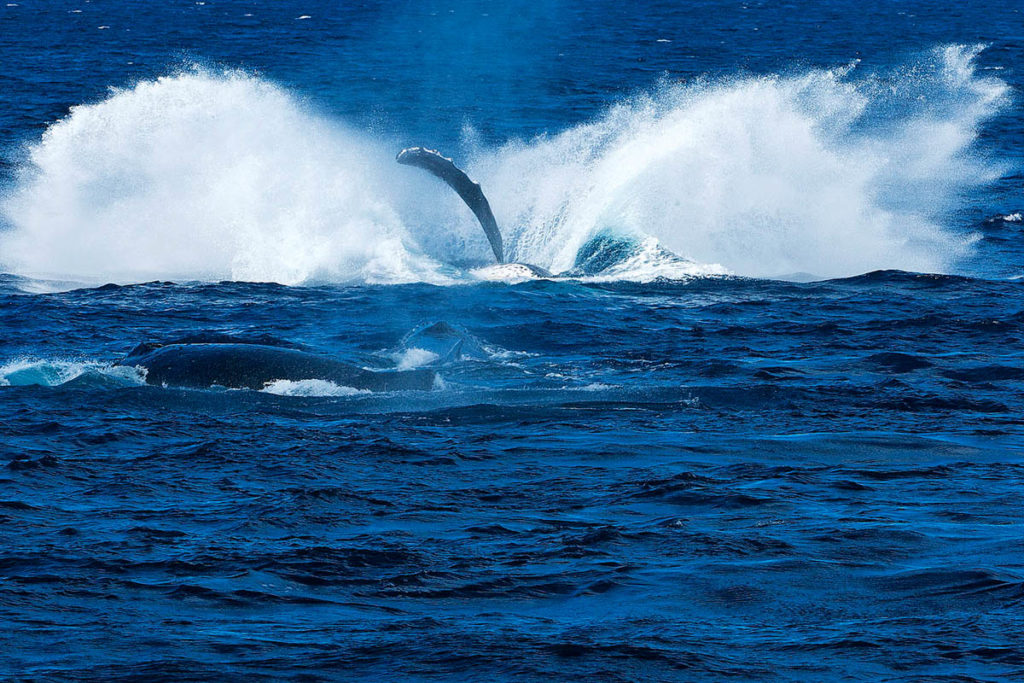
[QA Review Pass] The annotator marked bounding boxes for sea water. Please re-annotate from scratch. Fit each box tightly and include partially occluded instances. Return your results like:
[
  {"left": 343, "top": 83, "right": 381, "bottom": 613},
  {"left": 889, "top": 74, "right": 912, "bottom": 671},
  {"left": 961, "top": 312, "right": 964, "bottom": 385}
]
[{"left": 1, "top": 1, "right": 1023, "bottom": 680}]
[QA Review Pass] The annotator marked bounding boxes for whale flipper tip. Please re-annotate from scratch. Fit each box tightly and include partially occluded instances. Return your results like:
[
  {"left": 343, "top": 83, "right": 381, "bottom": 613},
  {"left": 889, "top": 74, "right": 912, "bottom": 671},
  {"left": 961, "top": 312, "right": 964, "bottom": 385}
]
[{"left": 396, "top": 146, "right": 504, "bottom": 264}]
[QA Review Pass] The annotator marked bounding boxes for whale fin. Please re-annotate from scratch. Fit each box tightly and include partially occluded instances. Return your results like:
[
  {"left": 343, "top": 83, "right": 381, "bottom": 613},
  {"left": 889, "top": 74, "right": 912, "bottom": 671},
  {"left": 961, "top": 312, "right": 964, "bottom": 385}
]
[{"left": 397, "top": 147, "right": 504, "bottom": 263}]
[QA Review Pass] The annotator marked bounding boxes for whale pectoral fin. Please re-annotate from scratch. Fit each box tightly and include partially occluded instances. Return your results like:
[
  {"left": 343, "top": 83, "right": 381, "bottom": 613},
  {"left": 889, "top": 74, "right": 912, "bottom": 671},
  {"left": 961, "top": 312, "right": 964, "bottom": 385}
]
[
  {"left": 397, "top": 147, "right": 504, "bottom": 264},
  {"left": 124, "top": 341, "right": 163, "bottom": 360},
  {"left": 441, "top": 339, "right": 464, "bottom": 364}
]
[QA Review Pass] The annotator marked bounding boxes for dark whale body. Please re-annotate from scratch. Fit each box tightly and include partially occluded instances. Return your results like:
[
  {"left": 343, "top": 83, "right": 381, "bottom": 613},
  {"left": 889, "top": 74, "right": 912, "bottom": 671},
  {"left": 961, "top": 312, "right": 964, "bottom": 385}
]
[
  {"left": 397, "top": 147, "right": 505, "bottom": 263},
  {"left": 122, "top": 341, "right": 437, "bottom": 392},
  {"left": 397, "top": 147, "right": 553, "bottom": 277}
]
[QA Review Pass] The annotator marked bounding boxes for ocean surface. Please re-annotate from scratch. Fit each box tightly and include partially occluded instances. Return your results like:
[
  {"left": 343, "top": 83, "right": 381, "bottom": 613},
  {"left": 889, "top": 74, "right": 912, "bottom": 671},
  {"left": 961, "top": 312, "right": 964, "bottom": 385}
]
[{"left": 2, "top": 1, "right": 1024, "bottom": 680}]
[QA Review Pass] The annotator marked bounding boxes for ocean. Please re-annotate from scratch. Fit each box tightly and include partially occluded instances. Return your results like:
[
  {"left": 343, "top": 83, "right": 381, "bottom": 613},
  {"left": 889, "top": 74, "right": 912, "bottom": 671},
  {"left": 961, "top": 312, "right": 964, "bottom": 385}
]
[{"left": 1, "top": 1, "right": 1023, "bottom": 680}]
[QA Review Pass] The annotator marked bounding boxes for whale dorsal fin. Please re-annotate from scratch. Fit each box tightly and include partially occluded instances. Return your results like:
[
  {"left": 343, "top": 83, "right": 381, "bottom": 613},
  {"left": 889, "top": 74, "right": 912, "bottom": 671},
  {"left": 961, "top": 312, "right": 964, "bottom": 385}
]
[{"left": 397, "top": 147, "right": 504, "bottom": 263}]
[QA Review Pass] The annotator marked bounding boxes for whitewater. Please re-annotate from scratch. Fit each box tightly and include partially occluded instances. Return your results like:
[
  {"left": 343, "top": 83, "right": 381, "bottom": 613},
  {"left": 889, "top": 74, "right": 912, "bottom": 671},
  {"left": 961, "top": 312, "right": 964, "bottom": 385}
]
[{"left": 0, "top": 45, "right": 1007, "bottom": 286}]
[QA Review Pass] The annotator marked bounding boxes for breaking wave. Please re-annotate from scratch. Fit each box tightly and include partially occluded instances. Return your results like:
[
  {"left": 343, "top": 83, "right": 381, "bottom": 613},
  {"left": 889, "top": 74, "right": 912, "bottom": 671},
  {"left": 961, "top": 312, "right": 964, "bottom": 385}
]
[
  {"left": 0, "top": 45, "right": 1008, "bottom": 284},
  {"left": 0, "top": 359, "right": 146, "bottom": 387}
]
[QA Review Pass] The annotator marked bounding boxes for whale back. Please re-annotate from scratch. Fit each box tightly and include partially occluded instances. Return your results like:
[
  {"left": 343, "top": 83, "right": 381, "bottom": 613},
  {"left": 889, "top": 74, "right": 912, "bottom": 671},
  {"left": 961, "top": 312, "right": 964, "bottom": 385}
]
[
  {"left": 396, "top": 147, "right": 504, "bottom": 263},
  {"left": 124, "top": 343, "right": 437, "bottom": 391}
]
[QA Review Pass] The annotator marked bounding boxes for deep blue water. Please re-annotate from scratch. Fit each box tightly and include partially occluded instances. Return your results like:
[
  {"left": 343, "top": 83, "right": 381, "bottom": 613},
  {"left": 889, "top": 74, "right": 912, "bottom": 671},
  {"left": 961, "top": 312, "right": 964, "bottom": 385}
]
[{"left": 2, "top": 1, "right": 1024, "bottom": 680}]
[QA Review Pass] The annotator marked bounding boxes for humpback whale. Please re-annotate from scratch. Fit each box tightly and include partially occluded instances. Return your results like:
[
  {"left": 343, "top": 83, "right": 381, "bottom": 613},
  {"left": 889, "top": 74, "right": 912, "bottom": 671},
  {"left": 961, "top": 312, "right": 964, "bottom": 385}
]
[
  {"left": 111, "top": 148, "right": 559, "bottom": 391},
  {"left": 120, "top": 336, "right": 437, "bottom": 392},
  {"left": 396, "top": 147, "right": 553, "bottom": 278}
]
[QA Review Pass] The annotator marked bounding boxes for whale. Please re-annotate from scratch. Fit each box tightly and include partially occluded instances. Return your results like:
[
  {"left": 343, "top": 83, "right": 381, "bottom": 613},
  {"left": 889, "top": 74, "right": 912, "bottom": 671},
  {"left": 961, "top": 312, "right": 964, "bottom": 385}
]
[
  {"left": 396, "top": 147, "right": 553, "bottom": 278},
  {"left": 119, "top": 335, "right": 437, "bottom": 392},
  {"left": 399, "top": 321, "right": 489, "bottom": 363}
]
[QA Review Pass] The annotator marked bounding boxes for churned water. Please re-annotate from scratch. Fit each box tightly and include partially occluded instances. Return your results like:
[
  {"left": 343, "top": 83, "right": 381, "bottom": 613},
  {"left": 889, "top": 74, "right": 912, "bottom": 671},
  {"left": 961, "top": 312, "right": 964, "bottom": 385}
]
[{"left": 1, "top": 1, "right": 1023, "bottom": 680}]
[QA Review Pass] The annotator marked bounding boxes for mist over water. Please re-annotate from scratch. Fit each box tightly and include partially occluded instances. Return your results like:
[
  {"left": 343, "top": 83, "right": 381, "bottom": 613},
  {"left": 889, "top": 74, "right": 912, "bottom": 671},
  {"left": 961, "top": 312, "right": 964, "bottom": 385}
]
[{"left": 0, "top": 45, "right": 1009, "bottom": 284}]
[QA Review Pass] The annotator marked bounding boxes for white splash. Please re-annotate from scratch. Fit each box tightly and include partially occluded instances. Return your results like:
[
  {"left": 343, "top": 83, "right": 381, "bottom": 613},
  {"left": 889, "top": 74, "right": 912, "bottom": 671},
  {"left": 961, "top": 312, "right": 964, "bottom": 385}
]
[
  {"left": 0, "top": 46, "right": 1009, "bottom": 284},
  {"left": 260, "top": 379, "right": 370, "bottom": 397},
  {"left": 469, "top": 44, "right": 1007, "bottom": 279},
  {"left": 577, "top": 236, "right": 728, "bottom": 282},
  {"left": 469, "top": 263, "right": 547, "bottom": 282},
  {"left": 0, "top": 67, "right": 450, "bottom": 286},
  {"left": 391, "top": 347, "right": 440, "bottom": 370}
]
